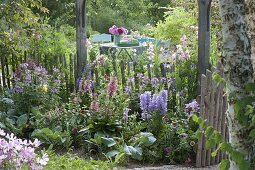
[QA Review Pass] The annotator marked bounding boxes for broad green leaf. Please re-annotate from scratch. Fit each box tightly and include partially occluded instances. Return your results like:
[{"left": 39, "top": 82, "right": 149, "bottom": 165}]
[
  {"left": 101, "top": 137, "right": 116, "bottom": 147},
  {"left": 138, "top": 132, "right": 156, "bottom": 146},
  {"left": 231, "top": 150, "right": 244, "bottom": 163},
  {"left": 195, "top": 131, "right": 203, "bottom": 139},
  {"left": 205, "top": 126, "right": 214, "bottom": 138},
  {"left": 206, "top": 139, "right": 215, "bottom": 149},
  {"left": 219, "top": 142, "right": 232, "bottom": 153},
  {"left": 17, "top": 114, "right": 28, "bottom": 127},
  {"left": 220, "top": 160, "right": 230, "bottom": 170},
  {"left": 239, "top": 160, "right": 250, "bottom": 170},
  {"left": 192, "top": 114, "right": 198, "bottom": 123},
  {"left": 214, "top": 131, "right": 223, "bottom": 143},
  {"left": 249, "top": 129, "right": 255, "bottom": 137},
  {"left": 124, "top": 145, "right": 143, "bottom": 160},
  {"left": 6, "top": 118, "right": 15, "bottom": 125},
  {"left": 197, "top": 117, "right": 204, "bottom": 125},
  {"left": 106, "top": 150, "right": 119, "bottom": 157},
  {"left": 245, "top": 83, "right": 255, "bottom": 92}
]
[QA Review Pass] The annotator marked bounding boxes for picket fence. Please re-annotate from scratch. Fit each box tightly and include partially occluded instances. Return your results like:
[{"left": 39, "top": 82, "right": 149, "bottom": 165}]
[
  {"left": 196, "top": 65, "right": 228, "bottom": 167},
  {"left": 0, "top": 52, "right": 77, "bottom": 94},
  {"left": 0, "top": 51, "right": 197, "bottom": 110}
]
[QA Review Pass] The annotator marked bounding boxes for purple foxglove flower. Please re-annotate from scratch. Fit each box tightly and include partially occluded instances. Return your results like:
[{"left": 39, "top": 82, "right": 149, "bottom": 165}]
[{"left": 107, "top": 76, "right": 118, "bottom": 97}]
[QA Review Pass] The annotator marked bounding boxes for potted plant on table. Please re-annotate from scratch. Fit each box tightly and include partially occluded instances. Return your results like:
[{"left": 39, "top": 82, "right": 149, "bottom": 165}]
[{"left": 109, "top": 25, "right": 128, "bottom": 45}]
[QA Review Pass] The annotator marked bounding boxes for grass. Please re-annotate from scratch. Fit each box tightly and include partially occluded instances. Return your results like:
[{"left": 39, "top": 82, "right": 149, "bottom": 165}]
[{"left": 44, "top": 150, "right": 115, "bottom": 170}]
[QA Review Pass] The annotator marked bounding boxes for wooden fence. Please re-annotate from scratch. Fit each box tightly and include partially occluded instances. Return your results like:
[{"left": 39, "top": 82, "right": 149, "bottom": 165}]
[
  {"left": 0, "top": 52, "right": 77, "bottom": 94},
  {"left": 196, "top": 66, "right": 228, "bottom": 167},
  {"left": 0, "top": 50, "right": 197, "bottom": 111}
]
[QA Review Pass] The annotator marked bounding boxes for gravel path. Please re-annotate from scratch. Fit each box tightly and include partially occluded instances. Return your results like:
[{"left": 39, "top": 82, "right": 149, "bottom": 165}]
[{"left": 126, "top": 165, "right": 219, "bottom": 170}]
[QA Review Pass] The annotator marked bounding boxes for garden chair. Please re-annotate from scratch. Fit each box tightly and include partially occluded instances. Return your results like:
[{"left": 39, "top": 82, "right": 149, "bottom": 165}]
[
  {"left": 91, "top": 34, "right": 114, "bottom": 55},
  {"left": 91, "top": 34, "right": 112, "bottom": 43}
]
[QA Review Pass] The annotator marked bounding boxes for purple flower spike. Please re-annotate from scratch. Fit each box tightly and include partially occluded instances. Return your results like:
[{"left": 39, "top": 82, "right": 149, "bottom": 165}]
[
  {"left": 151, "top": 77, "right": 159, "bottom": 87},
  {"left": 140, "top": 91, "right": 151, "bottom": 113}
]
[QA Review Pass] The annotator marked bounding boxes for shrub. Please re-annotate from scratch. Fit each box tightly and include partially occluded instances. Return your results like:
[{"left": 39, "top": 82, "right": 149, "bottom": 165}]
[{"left": 154, "top": 7, "right": 196, "bottom": 44}]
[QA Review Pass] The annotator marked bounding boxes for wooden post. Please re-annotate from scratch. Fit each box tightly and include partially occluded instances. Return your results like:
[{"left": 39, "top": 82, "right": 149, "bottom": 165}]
[
  {"left": 76, "top": 0, "right": 87, "bottom": 87},
  {"left": 120, "top": 60, "right": 126, "bottom": 88},
  {"left": 198, "top": 0, "right": 212, "bottom": 88}
]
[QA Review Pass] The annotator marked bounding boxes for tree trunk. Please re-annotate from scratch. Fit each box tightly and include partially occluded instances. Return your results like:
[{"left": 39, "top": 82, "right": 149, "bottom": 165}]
[
  {"left": 218, "top": 0, "right": 254, "bottom": 169},
  {"left": 76, "top": 0, "right": 87, "bottom": 85},
  {"left": 245, "top": 0, "right": 255, "bottom": 76}
]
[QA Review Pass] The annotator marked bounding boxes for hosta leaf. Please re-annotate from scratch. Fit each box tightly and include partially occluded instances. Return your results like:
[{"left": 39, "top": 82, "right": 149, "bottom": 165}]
[
  {"left": 124, "top": 145, "right": 142, "bottom": 160},
  {"left": 106, "top": 150, "right": 119, "bottom": 157},
  {"left": 17, "top": 114, "right": 28, "bottom": 127},
  {"left": 101, "top": 137, "right": 116, "bottom": 147}
]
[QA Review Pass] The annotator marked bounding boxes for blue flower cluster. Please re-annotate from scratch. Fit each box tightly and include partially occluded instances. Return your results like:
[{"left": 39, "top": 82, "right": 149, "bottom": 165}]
[{"left": 139, "top": 90, "right": 168, "bottom": 119}]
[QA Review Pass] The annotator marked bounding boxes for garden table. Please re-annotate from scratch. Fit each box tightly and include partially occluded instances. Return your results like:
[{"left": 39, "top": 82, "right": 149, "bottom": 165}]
[{"left": 99, "top": 42, "right": 147, "bottom": 61}]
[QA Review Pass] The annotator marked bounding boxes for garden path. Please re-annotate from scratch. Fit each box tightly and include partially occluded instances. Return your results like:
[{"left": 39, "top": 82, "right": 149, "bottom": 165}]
[{"left": 126, "top": 165, "right": 218, "bottom": 170}]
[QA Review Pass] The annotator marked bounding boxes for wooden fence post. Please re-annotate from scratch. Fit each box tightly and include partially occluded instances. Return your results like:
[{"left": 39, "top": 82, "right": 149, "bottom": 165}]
[{"left": 76, "top": 0, "right": 87, "bottom": 88}]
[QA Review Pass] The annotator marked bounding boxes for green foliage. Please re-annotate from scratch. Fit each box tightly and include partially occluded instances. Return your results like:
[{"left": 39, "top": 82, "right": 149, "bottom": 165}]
[
  {"left": 98, "top": 132, "right": 156, "bottom": 162},
  {"left": 88, "top": 0, "right": 153, "bottom": 33},
  {"left": 44, "top": 151, "right": 114, "bottom": 170},
  {"left": 31, "top": 128, "right": 72, "bottom": 149},
  {"left": 0, "top": 0, "right": 45, "bottom": 55},
  {"left": 154, "top": 7, "right": 196, "bottom": 44}
]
